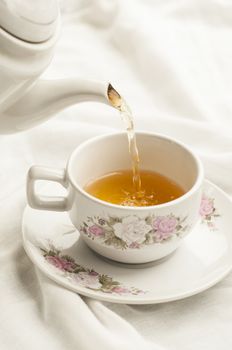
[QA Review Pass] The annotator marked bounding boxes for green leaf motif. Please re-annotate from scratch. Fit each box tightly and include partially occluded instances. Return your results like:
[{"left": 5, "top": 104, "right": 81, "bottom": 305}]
[{"left": 104, "top": 236, "right": 127, "bottom": 249}]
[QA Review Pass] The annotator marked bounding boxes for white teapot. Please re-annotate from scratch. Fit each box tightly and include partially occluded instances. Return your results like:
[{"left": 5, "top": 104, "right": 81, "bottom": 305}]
[{"left": 0, "top": 0, "right": 114, "bottom": 133}]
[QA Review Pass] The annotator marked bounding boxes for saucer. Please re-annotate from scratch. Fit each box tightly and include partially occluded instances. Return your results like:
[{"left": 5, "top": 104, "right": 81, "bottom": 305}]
[{"left": 22, "top": 180, "right": 232, "bottom": 304}]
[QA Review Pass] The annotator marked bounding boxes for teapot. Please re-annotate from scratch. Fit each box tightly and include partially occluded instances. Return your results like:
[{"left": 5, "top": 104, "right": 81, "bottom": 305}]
[{"left": 0, "top": 0, "right": 116, "bottom": 133}]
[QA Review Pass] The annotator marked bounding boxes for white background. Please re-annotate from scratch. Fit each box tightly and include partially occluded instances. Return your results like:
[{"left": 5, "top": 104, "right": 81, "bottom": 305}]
[{"left": 1, "top": 1, "right": 232, "bottom": 349}]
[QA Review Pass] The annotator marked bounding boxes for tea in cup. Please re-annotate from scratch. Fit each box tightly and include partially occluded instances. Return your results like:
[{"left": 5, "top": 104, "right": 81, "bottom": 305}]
[
  {"left": 84, "top": 169, "right": 185, "bottom": 207},
  {"left": 27, "top": 132, "right": 203, "bottom": 264}
]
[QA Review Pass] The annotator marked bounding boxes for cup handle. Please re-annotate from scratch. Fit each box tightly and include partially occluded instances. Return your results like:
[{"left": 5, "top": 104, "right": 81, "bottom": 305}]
[{"left": 27, "top": 166, "right": 69, "bottom": 211}]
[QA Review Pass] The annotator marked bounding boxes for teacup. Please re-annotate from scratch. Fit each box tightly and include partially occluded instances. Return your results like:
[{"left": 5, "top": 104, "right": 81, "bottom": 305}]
[{"left": 27, "top": 132, "right": 204, "bottom": 264}]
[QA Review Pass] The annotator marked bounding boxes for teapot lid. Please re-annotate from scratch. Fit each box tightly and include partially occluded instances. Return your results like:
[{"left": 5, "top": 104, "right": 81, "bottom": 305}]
[{"left": 0, "top": 0, "right": 59, "bottom": 43}]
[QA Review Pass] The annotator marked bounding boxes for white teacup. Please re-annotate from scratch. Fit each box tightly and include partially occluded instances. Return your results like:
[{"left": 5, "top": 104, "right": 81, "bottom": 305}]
[{"left": 27, "top": 132, "right": 204, "bottom": 264}]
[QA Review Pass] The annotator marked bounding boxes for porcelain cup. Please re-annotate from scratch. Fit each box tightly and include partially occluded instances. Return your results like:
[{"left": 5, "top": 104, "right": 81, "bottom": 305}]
[{"left": 27, "top": 132, "right": 204, "bottom": 264}]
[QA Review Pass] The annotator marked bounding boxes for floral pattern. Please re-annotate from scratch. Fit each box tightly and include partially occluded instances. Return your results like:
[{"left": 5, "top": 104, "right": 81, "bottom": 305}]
[
  {"left": 152, "top": 216, "right": 178, "bottom": 242},
  {"left": 80, "top": 214, "right": 188, "bottom": 250},
  {"left": 113, "top": 216, "right": 151, "bottom": 246},
  {"left": 200, "top": 194, "right": 220, "bottom": 229},
  {"left": 41, "top": 244, "right": 144, "bottom": 295}
]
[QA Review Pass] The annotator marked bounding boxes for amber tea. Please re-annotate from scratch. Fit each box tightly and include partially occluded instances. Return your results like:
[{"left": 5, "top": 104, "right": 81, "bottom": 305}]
[{"left": 84, "top": 169, "right": 185, "bottom": 207}]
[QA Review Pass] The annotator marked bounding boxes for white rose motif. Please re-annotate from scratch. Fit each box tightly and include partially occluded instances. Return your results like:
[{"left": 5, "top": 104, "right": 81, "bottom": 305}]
[
  {"left": 74, "top": 272, "right": 102, "bottom": 290},
  {"left": 113, "top": 216, "right": 151, "bottom": 246}
]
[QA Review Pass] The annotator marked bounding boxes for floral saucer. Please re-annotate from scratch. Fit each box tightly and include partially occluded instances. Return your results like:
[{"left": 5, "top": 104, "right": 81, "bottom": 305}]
[{"left": 22, "top": 180, "right": 232, "bottom": 304}]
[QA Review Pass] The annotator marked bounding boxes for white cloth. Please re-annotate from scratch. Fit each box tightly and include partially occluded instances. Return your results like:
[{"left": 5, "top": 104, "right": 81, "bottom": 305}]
[{"left": 1, "top": 1, "right": 232, "bottom": 349}]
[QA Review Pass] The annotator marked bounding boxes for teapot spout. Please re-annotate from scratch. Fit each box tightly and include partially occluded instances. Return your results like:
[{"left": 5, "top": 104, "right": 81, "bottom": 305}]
[{"left": 3, "top": 79, "right": 114, "bottom": 133}]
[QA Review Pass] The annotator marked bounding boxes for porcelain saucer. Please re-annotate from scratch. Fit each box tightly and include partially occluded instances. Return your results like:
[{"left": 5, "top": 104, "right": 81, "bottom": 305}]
[{"left": 22, "top": 180, "right": 232, "bottom": 304}]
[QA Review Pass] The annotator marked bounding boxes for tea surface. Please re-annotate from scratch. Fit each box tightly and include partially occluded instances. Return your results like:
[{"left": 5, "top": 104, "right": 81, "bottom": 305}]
[{"left": 84, "top": 170, "right": 185, "bottom": 207}]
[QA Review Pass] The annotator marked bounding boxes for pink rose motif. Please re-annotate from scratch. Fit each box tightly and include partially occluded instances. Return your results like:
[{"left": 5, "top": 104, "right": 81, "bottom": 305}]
[
  {"left": 74, "top": 272, "right": 102, "bottom": 289},
  {"left": 89, "top": 271, "right": 99, "bottom": 277},
  {"left": 200, "top": 197, "right": 214, "bottom": 218},
  {"left": 88, "top": 225, "right": 104, "bottom": 236},
  {"left": 46, "top": 256, "right": 75, "bottom": 272},
  {"left": 111, "top": 286, "right": 130, "bottom": 294},
  {"left": 152, "top": 216, "right": 177, "bottom": 241},
  {"left": 128, "top": 242, "right": 140, "bottom": 249}
]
